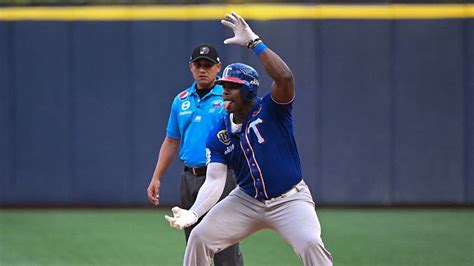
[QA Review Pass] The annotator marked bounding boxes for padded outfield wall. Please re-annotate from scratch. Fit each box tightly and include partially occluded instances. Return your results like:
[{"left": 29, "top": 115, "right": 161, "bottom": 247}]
[{"left": 0, "top": 4, "right": 473, "bottom": 205}]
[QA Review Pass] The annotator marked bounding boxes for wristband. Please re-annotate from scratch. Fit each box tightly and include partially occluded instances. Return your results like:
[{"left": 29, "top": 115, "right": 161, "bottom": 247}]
[
  {"left": 247, "top": 38, "right": 261, "bottom": 49},
  {"left": 252, "top": 42, "right": 267, "bottom": 56}
]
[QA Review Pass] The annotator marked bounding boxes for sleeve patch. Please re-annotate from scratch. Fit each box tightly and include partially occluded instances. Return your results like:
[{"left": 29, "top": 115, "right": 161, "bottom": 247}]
[{"left": 217, "top": 130, "right": 231, "bottom": 145}]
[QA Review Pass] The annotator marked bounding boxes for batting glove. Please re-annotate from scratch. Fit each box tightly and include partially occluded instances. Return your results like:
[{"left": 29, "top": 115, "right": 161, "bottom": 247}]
[
  {"left": 221, "top": 11, "right": 259, "bottom": 47},
  {"left": 164, "top": 207, "right": 198, "bottom": 230}
]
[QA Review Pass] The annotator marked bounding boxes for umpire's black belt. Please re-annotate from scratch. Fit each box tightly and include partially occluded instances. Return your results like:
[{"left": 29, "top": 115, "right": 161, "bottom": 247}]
[{"left": 184, "top": 166, "right": 207, "bottom": 176}]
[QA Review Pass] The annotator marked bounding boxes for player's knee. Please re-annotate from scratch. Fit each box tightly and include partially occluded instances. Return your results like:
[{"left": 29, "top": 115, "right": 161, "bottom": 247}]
[
  {"left": 188, "top": 224, "right": 210, "bottom": 246},
  {"left": 294, "top": 235, "right": 333, "bottom": 265},
  {"left": 295, "top": 234, "right": 322, "bottom": 253}
]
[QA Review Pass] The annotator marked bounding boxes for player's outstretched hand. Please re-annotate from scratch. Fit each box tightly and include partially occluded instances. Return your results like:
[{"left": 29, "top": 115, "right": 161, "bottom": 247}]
[
  {"left": 221, "top": 11, "right": 259, "bottom": 46},
  {"left": 165, "top": 207, "right": 198, "bottom": 230}
]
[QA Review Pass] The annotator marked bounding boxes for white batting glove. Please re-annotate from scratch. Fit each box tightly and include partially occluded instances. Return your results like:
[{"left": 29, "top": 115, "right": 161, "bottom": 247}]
[
  {"left": 221, "top": 11, "right": 259, "bottom": 46},
  {"left": 164, "top": 207, "right": 198, "bottom": 230}
]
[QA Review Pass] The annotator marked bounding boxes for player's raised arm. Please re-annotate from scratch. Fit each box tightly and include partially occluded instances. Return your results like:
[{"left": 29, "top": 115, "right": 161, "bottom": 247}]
[{"left": 221, "top": 11, "right": 295, "bottom": 103}]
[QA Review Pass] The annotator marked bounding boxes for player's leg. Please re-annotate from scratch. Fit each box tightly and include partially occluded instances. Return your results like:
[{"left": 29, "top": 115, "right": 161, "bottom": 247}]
[
  {"left": 267, "top": 181, "right": 333, "bottom": 266},
  {"left": 213, "top": 170, "right": 243, "bottom": 266},
  {"left": 180, "top": 170, "right": 243, "bottom": 265},
  {"left": 184, "top": 188, "right": 265, "bottom": 266}
]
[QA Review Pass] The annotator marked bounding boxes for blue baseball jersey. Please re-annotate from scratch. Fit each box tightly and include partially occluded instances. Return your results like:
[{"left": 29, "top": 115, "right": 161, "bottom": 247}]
[
  {"left": 167, "top": 82, "right": 226, "bottom": 167},
  {"left": 206, "top": 93, "right": 302, "bottom": 200}
]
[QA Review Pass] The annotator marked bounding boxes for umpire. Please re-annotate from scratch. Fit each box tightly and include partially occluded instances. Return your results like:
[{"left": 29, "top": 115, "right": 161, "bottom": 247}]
[{"left": 147, "top": 44, "right": 243, "bottom": 266}]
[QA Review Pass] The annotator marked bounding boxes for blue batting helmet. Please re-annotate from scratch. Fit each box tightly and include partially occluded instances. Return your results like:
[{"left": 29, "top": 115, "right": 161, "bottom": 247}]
[{"left": 216, "top": 63, "right": 259, "bottom": 101}]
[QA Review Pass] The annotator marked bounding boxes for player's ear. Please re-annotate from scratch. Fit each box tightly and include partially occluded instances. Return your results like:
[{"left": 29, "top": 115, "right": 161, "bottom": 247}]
[
  {"left": 188, "top": 61, "right": 193, "bottom": 71},
  {"left": 216, "top": 62, "right": 222, "bottom": 72}
]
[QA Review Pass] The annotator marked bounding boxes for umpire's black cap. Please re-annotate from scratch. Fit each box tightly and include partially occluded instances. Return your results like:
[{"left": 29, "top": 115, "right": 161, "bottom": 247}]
[{"left": 190, "top": 44, "right": 220, "bottom": 63}]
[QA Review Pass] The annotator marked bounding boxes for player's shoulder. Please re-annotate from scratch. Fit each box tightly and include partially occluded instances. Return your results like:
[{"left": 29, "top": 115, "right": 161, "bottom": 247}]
[
  {"left": 209, "top": 116, "right": 226, "bottom": 136},
  {"left": 261, "top": 92, "right": 293, "bottom": 112},
  {"left": 262, "top": 92, "right": 294, "bottom": 104},
  {"left": 261, "top": 93, "right": 272, "bottom": 103},
  {"left": 259, "top": 93, "right": 275, "bottom": 109}
]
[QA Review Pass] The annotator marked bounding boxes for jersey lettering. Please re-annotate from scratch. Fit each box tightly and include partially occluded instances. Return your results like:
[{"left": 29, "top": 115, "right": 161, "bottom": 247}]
[
  {"left": 224, "top": 144, "right": 235, "bottom": 155},
  {"left": 247, "top": 118, "right": 265, "bottom": 144}
]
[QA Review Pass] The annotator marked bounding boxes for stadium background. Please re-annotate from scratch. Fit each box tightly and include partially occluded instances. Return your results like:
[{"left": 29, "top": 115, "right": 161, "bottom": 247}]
[{"left": 0, "top": 1, "right": 473, "bottom": 265}]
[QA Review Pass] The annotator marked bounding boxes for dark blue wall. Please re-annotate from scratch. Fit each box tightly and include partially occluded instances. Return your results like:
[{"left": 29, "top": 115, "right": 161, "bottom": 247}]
[
  {"left": 467, "top": 19, "right": 474, "bottom": 204},
  {"left": 1, "top": 19, "right": 472, "bottom": 205},
  {"left": 317, "top": 20, "right": 392, "bottom": 204},
  {"left": 392, "top": 20, "right": 465, "bottom": 204},
  {"left": 0, "top": 22, "right": 10, "bottom": 204}
]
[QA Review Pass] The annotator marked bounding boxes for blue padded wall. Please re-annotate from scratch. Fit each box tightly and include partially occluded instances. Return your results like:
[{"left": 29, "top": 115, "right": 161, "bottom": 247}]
[
  {"left": 9, "top": 22, "right": 71, "bottom": 203},
  {"left": 392, "top": 20, "right": 465, "bottom": 204},
  {"left": 318, "top": 20, "right": 392, "bottom": 204},
  {"left": 0, "top": 23, "right": 10, "bottom": 203},
  {"left": 70, "top": 22, "right": 132, "bottom": 204},
  {"left": 466, "top": 19, "right": 474, "bottom": 204}
]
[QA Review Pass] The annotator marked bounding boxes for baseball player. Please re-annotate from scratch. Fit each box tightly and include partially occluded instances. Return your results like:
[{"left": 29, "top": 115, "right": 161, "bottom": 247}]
[
  {"left": 165, "top": 12, "right": 333, "bottom": 266},
  {"left": 147, "top": 44, "right": 243, "bottom": 265}
]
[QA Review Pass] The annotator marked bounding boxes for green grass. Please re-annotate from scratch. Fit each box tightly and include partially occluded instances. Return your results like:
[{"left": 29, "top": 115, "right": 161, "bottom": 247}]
[{"left": 0, "top": 209, "right": 473, "bottom": 266}]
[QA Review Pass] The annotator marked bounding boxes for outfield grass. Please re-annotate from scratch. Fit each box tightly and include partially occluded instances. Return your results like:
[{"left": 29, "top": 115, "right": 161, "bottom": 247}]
[{"left": 0, "top": 208, "right": 472, "bottom": 266}]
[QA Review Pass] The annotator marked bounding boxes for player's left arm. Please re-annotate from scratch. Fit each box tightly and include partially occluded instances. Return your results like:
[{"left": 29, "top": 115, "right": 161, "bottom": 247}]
[
  {"left": 164, "top": 125, "right": 229, "bottom": 230},
  {"left": 164, "top": 162, "right": 227, "bottom": 230},
  {"left": 221, "top": 11, "right": 295, "bottom": 103},
  {"left": 190, "top": 162, "right": 227, "bottom": 217}
]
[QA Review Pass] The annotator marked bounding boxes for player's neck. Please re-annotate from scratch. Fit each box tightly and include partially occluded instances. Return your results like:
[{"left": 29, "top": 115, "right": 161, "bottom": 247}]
[{"left": 233, "top": 101, "right": 256, "bottom": 124}]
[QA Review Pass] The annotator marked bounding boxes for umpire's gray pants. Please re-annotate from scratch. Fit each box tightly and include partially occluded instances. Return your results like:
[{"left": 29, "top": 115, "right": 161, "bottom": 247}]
[
  {"left": 184, "top": 180, "right": 333, "bottom": 266},
  {"left": 180, "top": 169, "right": 243, "bottom": 266}
]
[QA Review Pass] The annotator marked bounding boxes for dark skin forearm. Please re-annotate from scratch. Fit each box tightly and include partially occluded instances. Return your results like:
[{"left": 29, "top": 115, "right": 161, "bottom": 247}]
[{"left": 258, "top": 48, "right": 295, "bottom": 103}]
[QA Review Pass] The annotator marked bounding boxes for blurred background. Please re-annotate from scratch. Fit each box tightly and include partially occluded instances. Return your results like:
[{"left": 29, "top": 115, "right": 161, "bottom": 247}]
[{"left": 0, "top": 1, "right": 473, "bottom": 265}]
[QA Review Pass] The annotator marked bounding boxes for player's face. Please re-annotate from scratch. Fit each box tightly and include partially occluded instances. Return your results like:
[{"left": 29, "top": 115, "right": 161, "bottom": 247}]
[
  {"left": 189, "top": 59, "right": 221, "bottom": 90},
  {"left": 222, "top": 82, "right": 245, "bottom": 113}
]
